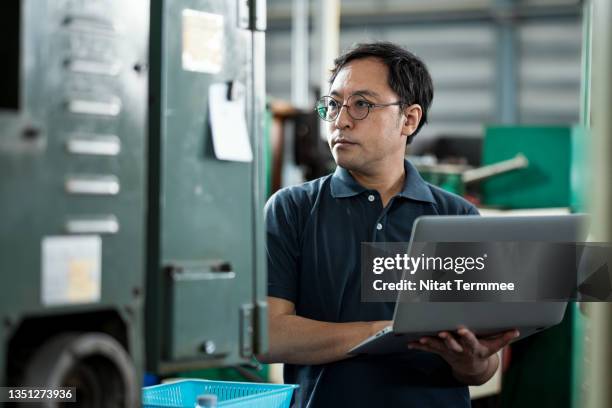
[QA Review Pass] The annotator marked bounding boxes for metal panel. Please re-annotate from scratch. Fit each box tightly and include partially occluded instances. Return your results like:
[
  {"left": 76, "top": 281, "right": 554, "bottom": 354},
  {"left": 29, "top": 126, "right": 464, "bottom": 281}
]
[
  {"left": 0, "top": 0, "right": 149, "bottom": 387},
  {"left": 518, "top": 20, "right": 582, "bottom": 123},
  {"left": 147, "top": 0, "right": 267, "bottom": 372},
  {"left": 166, "top": 263, "right": 238, "bottom": 361}
]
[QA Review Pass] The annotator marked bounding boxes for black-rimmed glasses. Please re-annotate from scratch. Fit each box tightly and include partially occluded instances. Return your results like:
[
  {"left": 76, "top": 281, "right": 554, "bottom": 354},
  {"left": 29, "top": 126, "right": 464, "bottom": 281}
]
[{"left": 315, "top": 95, "right": 403, "bottom": 121}]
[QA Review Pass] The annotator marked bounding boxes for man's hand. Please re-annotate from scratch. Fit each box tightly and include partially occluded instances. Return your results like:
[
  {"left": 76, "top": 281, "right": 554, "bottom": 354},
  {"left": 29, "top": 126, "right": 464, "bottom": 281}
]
[{"left": 407, "top": 327, "right": 519, "bottom": 385}]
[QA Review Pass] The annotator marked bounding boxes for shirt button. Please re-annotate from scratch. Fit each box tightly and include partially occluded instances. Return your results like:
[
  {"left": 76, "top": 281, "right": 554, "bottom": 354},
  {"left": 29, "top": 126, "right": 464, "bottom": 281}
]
[
  {"left": 368, "top": 194, "right": 375, "bottom": 202},
  {"left": 376, "top": 223, "right": 383, "bottom": 230}
]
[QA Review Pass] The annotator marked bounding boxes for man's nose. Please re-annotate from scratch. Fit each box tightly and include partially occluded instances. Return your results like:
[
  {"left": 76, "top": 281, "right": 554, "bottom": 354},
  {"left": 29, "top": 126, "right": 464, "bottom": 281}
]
[{"left": 333, "top": 105, "right": 353, "bottom": 130}]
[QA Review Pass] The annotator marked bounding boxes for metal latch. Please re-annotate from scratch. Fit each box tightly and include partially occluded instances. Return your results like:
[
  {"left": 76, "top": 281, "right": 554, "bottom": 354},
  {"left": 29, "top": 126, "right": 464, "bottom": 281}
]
[
  {"left": 237, "top": 0, "right": 266, "bottom": 31},
  {"left": 253, "top": 300, "right": 268, "bottom": 354},
  {"left": 240, "top": 304, "right": 254, "bottom": 357}
]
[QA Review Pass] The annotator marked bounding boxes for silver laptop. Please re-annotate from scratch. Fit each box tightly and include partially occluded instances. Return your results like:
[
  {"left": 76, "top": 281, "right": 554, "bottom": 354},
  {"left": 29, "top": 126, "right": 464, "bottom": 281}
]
[{"left": 348, "top": 214, "right": 588, "bottom": 355}]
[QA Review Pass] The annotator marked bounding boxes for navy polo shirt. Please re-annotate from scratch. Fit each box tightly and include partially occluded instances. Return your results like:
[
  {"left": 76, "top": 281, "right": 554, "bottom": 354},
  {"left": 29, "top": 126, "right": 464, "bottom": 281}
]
[{"left": 265, "top": 159, "right": 479, "bottom": 408}]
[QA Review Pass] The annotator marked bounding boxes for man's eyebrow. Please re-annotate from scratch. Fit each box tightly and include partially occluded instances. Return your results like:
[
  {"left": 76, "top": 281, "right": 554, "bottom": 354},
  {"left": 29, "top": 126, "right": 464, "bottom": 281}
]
[
  {"left": 329, "top": 89, "right": 380, "bottom": 99},
  {"left": 353, "top": 89, "right": 380, "bottom": 98}
]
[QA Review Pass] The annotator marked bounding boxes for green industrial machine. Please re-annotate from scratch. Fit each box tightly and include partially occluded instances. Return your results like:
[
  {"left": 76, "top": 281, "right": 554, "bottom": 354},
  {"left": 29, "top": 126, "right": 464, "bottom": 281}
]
[
  {"left": 0, "top": 0, "right": 150, "bottom": 406},
  {"left": 416, "top": 154, "right": 528, "bottom": 197},
  {"left": 484, "top": 125, "right": 590, "bottom": 408},
  {"left": 481, "top": 126, "right": 575, "bottom": 209},
  {"left": 145, "top": 0, "right": 268, "bottom": 375},
  {"left": 1, "top": 0, "right": 269, "bottom": 402}
]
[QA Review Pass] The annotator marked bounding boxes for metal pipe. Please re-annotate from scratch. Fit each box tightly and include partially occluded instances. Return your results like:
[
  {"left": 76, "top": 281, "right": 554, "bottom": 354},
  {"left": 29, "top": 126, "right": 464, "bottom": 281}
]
[
  {"left": 585, "top": 0, "right": 612, "bottom": 406},
  {"left": 314, "top": 0, "right": 340, "bottom": 139},
  {"left": 462, "top": 153, "right": 528, "bottom": 184},
  {"left": 291, "top": 0, "right": 309, "bottom": 108}
]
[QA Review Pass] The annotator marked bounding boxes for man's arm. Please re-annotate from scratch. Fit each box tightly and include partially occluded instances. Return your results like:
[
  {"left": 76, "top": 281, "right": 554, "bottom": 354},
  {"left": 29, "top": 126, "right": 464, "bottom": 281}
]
[{"left": 257, "top": 296, "right": 391, "bottom": 366}]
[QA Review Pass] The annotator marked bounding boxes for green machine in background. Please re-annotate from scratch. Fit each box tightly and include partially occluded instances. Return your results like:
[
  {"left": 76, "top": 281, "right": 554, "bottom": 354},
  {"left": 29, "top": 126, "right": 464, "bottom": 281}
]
[
  {"left": 0, "top": 0, "right": 149, "bottom": 405},
  {"left": 146, "top": 0, "right": 268, "bottom": 376},
  {"left": 481, "top": 126, "right": 579, "bottom": 209},
  {"left": 487, "top": 134, "right": 591, "bottom": 407},
  {"left": 495, "top": 125, "right": 591, "bottom": 408},
  {"left": 481, "top": 125, "right": 590, "bottom": 408}
]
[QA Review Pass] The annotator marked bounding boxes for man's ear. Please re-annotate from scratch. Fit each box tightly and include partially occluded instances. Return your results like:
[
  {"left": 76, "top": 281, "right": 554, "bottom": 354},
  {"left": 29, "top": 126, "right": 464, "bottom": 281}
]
[{"left": 401, "top": 104, "right": 423, "bottom": 137}]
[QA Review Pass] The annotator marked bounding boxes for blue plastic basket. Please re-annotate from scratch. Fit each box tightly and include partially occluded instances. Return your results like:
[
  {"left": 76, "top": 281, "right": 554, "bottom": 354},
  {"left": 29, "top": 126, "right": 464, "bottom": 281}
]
[{"left": 142, "top": 379, "right": 298, "bottom": 408}]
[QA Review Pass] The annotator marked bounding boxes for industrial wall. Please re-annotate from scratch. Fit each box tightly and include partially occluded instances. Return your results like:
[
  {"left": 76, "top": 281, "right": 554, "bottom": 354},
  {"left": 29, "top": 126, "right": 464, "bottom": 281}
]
[{"left": 265, "top": 0, "right": 582, "bottom": 141}]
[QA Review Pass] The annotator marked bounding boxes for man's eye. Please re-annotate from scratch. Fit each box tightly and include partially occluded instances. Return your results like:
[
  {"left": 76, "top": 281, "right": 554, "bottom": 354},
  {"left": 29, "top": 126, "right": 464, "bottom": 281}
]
[
  {"left": 355, "top": 100, "right": 370, "bottom": 108},
  {"left": 328, "top": 100, "right": 339, "bottom": 108}
]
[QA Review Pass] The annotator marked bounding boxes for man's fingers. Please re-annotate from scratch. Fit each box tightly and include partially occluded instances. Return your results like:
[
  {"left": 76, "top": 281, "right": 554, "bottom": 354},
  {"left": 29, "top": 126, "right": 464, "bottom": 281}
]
[
  {"left": 439, "top": 332, "right": 463, "bottom": 353},
  {"left": 407, "top": 340, "right": 438, "bottom": 354},
  {"left": 420, "top": 337, "right": 446, "bottom": 352},
  {"left": 477, "top": 332, "right": 506, "bottom": 340},
  {"left": 409, "top": 337, "right": 447, "bottom": 354},
  {"left": 457, "top": 328, "right": 480, "bottom": 353},
  {"left": 481, "top": 329, "right": 520, "bottom": 353},
  {"left": 409, "top": 329, "right": 519, "bottom": 358},
  {"left": 407, "top": 342, "right": 430, "bottom": 352}
]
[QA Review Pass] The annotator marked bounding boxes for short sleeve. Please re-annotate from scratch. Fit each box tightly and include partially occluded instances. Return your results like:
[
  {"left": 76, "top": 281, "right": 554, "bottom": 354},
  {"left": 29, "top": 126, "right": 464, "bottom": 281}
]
[
  {"left": 265, "top": 190, "right": 301, "bottom": 303},
  {"left": 466, "top": 205, "right": 480, "bottom": 215}
]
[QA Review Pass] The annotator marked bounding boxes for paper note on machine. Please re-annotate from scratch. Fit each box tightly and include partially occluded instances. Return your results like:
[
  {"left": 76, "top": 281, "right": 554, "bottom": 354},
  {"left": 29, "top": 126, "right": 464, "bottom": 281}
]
[{"left": 208, "top": 82, "right": 253, "bottom": 162}]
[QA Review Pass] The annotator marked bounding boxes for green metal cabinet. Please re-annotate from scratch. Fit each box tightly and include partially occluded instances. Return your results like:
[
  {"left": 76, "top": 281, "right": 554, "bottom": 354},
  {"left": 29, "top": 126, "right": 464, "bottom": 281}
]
[
  {"left": 0, "top": 0, "right": 149, "bottom": 403},
  {"left": 146, "top": 0, "right": 268, "bottom": 374}
]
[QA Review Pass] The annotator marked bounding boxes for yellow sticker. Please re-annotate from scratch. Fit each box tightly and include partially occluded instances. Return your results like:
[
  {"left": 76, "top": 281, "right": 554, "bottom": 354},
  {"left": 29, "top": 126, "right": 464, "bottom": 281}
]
[{"left": 68, "top": 259, "right": 97, "bottom": 302}]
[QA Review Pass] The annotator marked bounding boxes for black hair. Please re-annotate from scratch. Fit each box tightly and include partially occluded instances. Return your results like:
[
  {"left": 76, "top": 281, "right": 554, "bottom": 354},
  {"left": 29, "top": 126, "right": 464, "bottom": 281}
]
[{"left": 329, "top": 41, "right": 434, "bottom": 144}]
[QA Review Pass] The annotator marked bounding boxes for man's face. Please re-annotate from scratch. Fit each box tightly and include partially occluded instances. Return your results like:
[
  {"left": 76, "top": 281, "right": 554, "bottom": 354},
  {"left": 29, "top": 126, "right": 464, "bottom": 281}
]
[{"left": 326, "top": 57, "right": 407, "bottom": 173}]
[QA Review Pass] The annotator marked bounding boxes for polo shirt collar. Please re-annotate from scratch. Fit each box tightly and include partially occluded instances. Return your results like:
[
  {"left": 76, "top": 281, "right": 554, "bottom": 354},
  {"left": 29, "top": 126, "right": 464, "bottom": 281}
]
[
  {"left": 330, "top": 159, "right": 436, "bottom": 203},
  {"left": 398, "top": 160, "right": 436, "bottom": 203},
  {"left": 330, "top": 165, "right": 367, "bottom": 198}
]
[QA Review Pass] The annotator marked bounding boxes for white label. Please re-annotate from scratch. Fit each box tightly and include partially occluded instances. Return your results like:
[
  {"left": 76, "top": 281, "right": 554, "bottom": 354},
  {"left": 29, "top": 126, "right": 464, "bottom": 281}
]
[
  {"left": 209, "top": 82, "right": 253, "bottom": 162},
  {"left": 41, "top": 236, "right": 102, "bottom": 306},
  {"left": 182, "top": 9, "right": 224, "bottom": 74}
]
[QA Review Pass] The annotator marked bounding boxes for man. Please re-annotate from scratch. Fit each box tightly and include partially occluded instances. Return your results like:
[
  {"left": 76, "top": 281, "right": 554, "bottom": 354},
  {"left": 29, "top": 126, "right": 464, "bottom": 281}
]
[{"left": 258, "top": 42, "right": 518, "bottom": 407}]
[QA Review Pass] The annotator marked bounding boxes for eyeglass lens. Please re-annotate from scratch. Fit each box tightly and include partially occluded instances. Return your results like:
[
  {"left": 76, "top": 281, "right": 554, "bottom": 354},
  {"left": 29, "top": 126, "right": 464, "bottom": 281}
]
[{"left": 316, "top": 95, "right": 371, "bottom": 121}]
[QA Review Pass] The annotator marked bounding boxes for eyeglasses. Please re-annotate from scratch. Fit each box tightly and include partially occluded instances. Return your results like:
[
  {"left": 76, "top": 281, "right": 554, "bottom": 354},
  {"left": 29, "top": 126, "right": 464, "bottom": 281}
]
[{"left": 315, "top": 94, "right": 403, "bottom": 122}]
